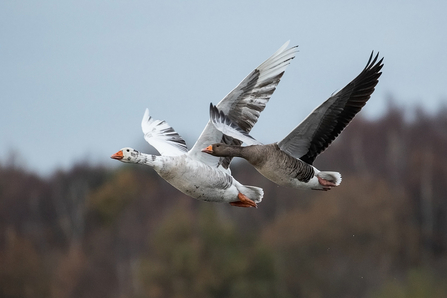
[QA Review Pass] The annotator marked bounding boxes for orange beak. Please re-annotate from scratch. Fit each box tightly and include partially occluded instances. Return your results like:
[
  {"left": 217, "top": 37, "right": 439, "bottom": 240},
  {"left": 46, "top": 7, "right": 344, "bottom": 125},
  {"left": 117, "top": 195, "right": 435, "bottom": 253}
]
[
  {"left": 111, "top": 150, "right": 124, "bottom": 160},
  {"left": 201, "top": 145, "right": 213, "bottom": 154}
]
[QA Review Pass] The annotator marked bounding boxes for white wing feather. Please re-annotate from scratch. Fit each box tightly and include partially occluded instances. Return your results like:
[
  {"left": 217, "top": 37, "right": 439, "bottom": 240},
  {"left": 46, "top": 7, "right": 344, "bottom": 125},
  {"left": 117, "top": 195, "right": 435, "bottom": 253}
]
[{"left": 141, "top": 108, "right": 188, "bottom": 156}]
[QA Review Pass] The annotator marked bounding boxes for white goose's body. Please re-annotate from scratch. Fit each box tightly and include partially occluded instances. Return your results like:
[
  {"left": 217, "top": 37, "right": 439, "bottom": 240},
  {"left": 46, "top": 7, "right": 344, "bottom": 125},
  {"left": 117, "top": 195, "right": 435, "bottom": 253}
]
[
  {"left": 112, "top": 42, "right": 298, "bottom": 207},
  {"left": 157, "top": 157, "right": 239, "bottom": 202},
  {"left": 128, "top": 151, "right": 250, "bottom": 203}
]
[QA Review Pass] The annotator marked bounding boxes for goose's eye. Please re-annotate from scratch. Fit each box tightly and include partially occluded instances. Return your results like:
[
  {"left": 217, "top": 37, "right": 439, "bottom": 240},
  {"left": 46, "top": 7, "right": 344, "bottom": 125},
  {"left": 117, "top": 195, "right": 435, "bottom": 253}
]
[{"left": 126, "top": 149, "right": 130, "bottom": 152}]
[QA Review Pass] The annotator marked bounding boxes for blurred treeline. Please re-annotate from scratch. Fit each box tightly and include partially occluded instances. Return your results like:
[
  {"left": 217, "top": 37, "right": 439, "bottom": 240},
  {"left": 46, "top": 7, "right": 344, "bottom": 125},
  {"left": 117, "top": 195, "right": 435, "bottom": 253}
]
[{"left": 1, "top": 104, "right": 447, "bottom": 298}]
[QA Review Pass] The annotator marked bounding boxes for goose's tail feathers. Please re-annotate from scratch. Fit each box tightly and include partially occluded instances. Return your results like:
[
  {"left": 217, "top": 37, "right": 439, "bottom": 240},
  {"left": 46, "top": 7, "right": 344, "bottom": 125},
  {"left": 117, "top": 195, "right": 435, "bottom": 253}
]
[
  {"left": 240, "top": 185, "right": 264, "bottom": 203},
  {"left": 318, "top": 171, "right": 342, "bottom": 186}
]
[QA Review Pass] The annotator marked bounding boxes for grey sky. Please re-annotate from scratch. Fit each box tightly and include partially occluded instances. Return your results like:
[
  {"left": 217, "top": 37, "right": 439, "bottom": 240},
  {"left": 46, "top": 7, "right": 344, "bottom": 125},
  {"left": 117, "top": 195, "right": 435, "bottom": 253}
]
[{"left": 1, "top": 1, "right": 446, "bottom": 175}]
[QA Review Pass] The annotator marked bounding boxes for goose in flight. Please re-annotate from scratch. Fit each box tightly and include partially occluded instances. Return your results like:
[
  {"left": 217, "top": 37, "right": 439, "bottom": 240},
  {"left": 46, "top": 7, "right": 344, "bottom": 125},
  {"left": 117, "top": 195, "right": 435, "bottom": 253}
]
[
  {"left": 111, "top": 42, "right": 298, "bottom": 207},
  {"left": 202, "top": 52, "right": 384, "bottom": 190}
]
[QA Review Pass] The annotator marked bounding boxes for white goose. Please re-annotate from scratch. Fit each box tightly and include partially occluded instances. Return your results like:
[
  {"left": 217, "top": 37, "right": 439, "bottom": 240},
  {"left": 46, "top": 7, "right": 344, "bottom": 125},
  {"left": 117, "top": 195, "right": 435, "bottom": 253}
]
[
  {"left": 111, "top": 42, "right": 298, "bottom": 207},
  {"left": 202, "top": 52, "right": 384, "bottom": 190}
]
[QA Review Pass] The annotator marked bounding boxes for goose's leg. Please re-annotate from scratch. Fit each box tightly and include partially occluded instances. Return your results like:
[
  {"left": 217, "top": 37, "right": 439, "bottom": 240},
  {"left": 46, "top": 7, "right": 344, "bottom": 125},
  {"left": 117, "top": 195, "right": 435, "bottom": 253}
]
[
  {"left": 229, "top": 193, "right": 257, "bottom": 208},
  {"left": 317, "top": 176, "right": 337, "bottom": 188}
]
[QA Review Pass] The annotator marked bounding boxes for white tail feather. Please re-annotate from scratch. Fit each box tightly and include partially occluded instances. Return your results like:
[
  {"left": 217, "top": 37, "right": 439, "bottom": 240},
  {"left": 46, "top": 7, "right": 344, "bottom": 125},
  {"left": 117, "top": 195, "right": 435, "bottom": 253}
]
[
  {"left": 240, "top": 185, "right": 264, "bottom": 203},
  {"left": 317, "top": 171, "right": 342, "bottom": 186}
]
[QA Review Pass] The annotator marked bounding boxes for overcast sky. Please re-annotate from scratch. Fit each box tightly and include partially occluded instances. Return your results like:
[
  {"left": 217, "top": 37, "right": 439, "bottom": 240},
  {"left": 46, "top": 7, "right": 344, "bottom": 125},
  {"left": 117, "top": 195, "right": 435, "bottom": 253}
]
[{"left": 1, "top": 1, "right": 446, "bottom": 175}]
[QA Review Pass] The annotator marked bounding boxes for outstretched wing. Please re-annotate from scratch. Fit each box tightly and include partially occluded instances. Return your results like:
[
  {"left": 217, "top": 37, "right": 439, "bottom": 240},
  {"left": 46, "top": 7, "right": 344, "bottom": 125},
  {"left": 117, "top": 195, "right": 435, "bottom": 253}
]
[
  {"left": 141, "top": 108, "right": 188, "bottom": 156},
  {"left": 189, "top": 41, "right": 298, "bottom": 168},
  {"left": 209, "top": 104, "right": 262, "bottom": 146},
  {"left": 278, "top": 52, "right": 384, "bottom": 164}
]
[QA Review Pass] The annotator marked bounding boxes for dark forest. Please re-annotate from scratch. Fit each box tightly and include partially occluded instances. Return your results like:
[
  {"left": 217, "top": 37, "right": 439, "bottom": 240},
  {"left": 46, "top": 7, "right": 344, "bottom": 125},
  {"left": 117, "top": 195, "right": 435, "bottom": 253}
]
[{"left": 1, "top": 104, "right": 447, "bottom": 298}]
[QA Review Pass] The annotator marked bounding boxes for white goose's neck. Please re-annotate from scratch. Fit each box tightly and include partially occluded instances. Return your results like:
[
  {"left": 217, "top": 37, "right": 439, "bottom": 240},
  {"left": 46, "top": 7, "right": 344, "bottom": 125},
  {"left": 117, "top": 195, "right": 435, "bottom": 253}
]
[{"left": 131, "top": 152, "right": 159, "bottom": 168}]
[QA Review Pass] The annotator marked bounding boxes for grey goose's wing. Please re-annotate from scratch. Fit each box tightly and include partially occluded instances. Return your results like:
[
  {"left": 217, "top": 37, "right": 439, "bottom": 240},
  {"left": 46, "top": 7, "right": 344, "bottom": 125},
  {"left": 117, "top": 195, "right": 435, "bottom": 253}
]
[
  {"left": 189, "top": 41, "right": 298, "bottom": 169},
  {"left": 277, "top": 52, "right": 384, "bottom": 165}
]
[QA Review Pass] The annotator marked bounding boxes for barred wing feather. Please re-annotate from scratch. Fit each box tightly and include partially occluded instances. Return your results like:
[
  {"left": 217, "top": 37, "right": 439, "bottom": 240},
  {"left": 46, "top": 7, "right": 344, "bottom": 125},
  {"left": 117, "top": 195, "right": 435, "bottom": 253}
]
[
  {"left": 141, "top": 108, "right": 188, "bottom": 156},
  {"left": 189, "top": 41, "right": 298, "bottom": 168}
]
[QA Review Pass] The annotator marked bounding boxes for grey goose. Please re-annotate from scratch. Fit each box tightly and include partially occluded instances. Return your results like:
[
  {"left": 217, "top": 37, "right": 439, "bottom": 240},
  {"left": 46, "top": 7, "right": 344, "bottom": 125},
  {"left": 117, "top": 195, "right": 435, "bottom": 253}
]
[{"left": 202, "top": 52, "right": 384, "bottom": 191}]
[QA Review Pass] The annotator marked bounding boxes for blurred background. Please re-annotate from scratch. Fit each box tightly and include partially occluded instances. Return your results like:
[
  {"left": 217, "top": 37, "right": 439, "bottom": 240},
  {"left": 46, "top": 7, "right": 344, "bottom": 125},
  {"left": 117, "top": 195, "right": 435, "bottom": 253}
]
[{"left": 1, "top": 1, "right": 447, "bottom": 297}]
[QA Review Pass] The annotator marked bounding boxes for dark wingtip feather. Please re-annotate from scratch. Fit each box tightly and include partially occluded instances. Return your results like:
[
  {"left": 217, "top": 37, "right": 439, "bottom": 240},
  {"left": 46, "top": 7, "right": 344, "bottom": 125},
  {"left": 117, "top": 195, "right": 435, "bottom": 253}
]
[
  {"left": 365, "top": 51, "right": 384, "bottom": 71},
  {"left": 299, "top": 51, "right": 385, "bottom": 164}
]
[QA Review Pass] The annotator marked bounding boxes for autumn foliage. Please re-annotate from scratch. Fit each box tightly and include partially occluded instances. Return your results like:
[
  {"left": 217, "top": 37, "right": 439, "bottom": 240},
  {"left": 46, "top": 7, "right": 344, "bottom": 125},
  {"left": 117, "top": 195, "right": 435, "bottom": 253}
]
[{"left": 1, "top": 105, "right": 447, "bottom": 298}]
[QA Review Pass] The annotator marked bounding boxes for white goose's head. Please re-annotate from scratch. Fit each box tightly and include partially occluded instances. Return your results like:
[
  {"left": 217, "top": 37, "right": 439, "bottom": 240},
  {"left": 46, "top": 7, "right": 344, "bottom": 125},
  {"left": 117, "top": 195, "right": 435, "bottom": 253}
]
[{"left": 111, "top": 147, "right": 139, "bottom": 163}]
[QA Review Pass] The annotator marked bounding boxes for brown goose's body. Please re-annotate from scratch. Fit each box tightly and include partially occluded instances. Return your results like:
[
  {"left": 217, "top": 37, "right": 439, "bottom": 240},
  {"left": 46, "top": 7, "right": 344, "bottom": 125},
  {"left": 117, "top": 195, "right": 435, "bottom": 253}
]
[
  {"left": 245, "top": 144, "right": 317, "bottom": 188},
  {"left": 206, "top": 143, "right": 338, "bottom": 190}
]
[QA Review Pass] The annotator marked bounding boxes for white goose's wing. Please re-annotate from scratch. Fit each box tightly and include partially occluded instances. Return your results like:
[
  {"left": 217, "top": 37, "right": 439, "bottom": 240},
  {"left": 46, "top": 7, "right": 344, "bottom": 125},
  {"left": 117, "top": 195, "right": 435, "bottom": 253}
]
[
  {"left": 277, "top": 52, "right": 384, "bottom": 164},
  {"left": 189, "top": 41, "right": 298, "bottom": 168},
  {"left": 141, "top": 108, "right": 188, "bottom": 156},
  {"left": 209, "top": 104, "right": 262, "bottom": 146}
]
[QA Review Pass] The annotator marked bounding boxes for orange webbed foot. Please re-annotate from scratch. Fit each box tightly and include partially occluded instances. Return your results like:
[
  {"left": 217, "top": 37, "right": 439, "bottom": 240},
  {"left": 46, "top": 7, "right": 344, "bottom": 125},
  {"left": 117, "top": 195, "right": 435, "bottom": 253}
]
[
  {"left": 229, "top": 192, "right": 257, "bottom": 208},
  {"left": 317, "top": 176, "right": 337, "bottom": 188}
]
